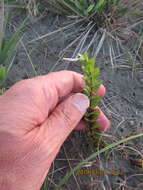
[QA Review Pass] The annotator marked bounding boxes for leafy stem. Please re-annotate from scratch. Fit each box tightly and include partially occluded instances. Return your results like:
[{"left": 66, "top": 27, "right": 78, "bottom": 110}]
[{"left": 78, "top": 52, "right": 102, "bottom": 129}]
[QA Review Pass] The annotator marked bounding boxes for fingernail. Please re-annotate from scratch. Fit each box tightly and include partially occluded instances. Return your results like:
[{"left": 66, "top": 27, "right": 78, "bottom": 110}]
[{"left": 70, "top": 93, "right": 90, "bottom": 113}]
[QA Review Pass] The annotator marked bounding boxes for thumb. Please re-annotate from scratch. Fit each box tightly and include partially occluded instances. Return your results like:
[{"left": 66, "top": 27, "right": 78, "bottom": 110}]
[{"left": 41, "top": 93, "right": 89, "bottom": 150}]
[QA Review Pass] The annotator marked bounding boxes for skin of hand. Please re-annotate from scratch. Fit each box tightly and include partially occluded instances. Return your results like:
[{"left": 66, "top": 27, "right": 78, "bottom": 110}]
[{"left": 0, "top": 70, "right": 110, "bottom": 190}]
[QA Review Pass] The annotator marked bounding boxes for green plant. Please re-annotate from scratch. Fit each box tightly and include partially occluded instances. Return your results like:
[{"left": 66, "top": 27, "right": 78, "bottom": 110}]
[
  {"left": 0, "top": 66, "right": 6, "bottom": 87},
  {"left": 78, "top": 52, "right": 106, "bottom": 148},
  {"left": 0, "top": 5, "right": 27, "bottom": 88},
  {"left": 79, "top": 52, "right": 102, "bottom": 128},
  {"left": 3, "top": 0, "right": 42, "bottom": 16},
  {"left": 46, "top": 0, "right": 121, "bottom": 19},
  {"left": 0, "top": 20, "right": 23, "bottom": 66},
  {"left": 3, "top": 0, "right": 27, "bottom": 9}
]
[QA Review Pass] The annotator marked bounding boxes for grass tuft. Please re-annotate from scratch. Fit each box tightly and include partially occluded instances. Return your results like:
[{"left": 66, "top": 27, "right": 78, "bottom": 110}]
[{"left": 46, "top": 0, "right": 119, "bottom": 16}]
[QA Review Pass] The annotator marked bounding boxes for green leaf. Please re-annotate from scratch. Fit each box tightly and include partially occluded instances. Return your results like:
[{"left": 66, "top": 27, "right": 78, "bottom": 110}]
[
  {"left": 90, "top": 95, "right": 101, "bottom": 108},
  {"left": 86, "top": 109, "right": 100, "bottom": 118},
  {"left": 0, "top": 65, "right": 6, "bottom": 84},
  {"left": 91, "top": 122, "right": 99, "bottom": 129},
  {"left": 0, "top": 16, "right": 28, "bottom": 66},
  {"left": 94, "top": 0, "right": 106, "bottom": 13},
  {"left": 88, "top": 57, "right": 95, "bottom": 73},
  {"left": 92, "top": 109, "right": 100, "bottom": 117},
  {"left": 86, "top": 4, "right": 95, "bottom": 13},
  {"left": 93, "top": 67, "right": 100, "bottom": 78}
]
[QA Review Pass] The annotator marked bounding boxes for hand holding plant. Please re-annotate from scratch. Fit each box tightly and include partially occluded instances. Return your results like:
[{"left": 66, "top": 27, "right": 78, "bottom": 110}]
[{"left": 0, "top": 71, "right": 110, "bottom": 190}]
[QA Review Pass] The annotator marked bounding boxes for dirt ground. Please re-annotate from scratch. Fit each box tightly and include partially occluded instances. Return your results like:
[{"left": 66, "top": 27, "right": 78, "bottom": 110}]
[{"left": 7, "top": 10, "right": 143, "bottom": 190}]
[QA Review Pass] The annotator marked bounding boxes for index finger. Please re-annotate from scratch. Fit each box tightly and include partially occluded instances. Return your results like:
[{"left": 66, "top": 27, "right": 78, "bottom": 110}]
[
  {"left": 36, "top": 70, "right": 84, "bottom": 112},
  {"left": 37, "top": 70, "right": 105, "bottom": 112}
]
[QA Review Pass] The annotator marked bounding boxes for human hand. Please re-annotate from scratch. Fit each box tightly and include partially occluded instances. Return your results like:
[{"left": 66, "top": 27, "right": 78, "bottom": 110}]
[{"left": 0, "top": 71, "right": 110, "bottom": 190}]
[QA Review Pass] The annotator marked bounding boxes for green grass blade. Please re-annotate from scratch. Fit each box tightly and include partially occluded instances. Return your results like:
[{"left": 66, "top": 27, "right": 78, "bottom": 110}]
[
  {"left": 55, "top": 132, "right": 143, "bottom": 189},
  {"left": 0, "top": 6, "right": 4, "bottom": 51},
  {"left": 0, "top": 65, "right": 6, "bottom": 85},
  {"left": 2, "top": 17, "right": 27, "bottom": 57},
  {"left": 0, "top": 17, "right": 28, "bottom": 66},
  {"left": 20, "top": 39, "right": 37, "bottom": 76},
  {"left": 2, "top": 0, "right": 18, "bottom": 2},
  {"left": 60, "top": 0, "right": 83, "bottom": 16},
  {"left": 94, "top": 0, "right": 106, "bottom": 13}
]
